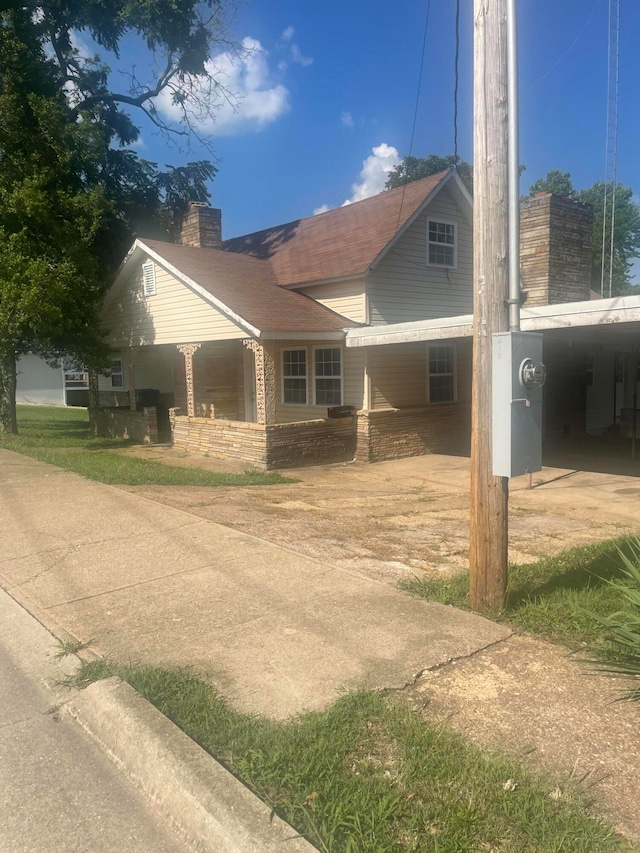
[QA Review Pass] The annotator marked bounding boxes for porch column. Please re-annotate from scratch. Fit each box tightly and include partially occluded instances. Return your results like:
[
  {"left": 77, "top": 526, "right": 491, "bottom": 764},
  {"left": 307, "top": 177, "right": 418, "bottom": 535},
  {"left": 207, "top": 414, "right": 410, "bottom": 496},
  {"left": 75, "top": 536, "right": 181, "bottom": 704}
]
[
  {"left": 242, "top": 339, "right": 276, "bottom": 425},
  {"left": 127, "top": 349, "right": 136, "bottom": 411},
  {"left": 177, "top": 343, "right": 201, "bottom": 417},
  {"left": 87, "top": 367, "right": 100, "bottom": 409}
]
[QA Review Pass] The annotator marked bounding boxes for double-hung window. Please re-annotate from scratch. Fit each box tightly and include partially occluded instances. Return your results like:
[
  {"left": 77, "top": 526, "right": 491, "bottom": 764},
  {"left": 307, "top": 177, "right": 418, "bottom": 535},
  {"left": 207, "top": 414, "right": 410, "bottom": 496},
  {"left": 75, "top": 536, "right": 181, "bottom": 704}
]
[
  {"left": 314, "top": 347, "right": 342, "bottom": 405},
  {"left": 110, "top": 359, "right": 124, "bottom": 388},
  {"left": 427, "top": 219, "right": 456, "bottom": 268},
  {"left": 428, "top": 345, "right": 456, "bottom": 403},
  {"left": 282, "top": 349, "right": 308, "bottom": 404}
]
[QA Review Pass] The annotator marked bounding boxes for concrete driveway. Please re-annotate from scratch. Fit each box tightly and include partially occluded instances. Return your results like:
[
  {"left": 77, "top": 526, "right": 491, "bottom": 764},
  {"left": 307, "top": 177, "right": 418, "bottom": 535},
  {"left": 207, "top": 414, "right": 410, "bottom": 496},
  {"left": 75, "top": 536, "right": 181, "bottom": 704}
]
[{"left": 116, "top": 446, "right": 640, "bottom": 585}]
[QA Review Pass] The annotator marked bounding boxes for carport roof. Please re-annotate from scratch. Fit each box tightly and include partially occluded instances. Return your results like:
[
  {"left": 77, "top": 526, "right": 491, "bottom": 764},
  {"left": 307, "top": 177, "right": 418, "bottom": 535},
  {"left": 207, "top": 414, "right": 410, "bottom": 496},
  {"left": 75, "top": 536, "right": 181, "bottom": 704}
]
[{"left": 345, "top": 295, "right": 640, "bottom": 346}]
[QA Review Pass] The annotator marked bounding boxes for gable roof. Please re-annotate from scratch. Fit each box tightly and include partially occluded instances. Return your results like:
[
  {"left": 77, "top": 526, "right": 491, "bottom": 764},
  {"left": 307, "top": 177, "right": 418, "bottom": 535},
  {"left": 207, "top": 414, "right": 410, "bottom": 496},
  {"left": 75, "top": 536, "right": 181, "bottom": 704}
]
[
  {"left": 223, "top": 170, "right": 460, "bottom": 288},
  {"left": 130, "top": 239, "right": 352, "bottom": 336}
]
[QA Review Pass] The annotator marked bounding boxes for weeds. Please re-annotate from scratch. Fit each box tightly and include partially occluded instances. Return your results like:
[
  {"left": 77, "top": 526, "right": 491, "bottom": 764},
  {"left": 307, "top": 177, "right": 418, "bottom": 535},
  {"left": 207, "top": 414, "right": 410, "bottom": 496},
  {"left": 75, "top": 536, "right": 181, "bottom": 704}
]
[
  {"left": 401, "top": 537, "right": 636, "bottom": 654},
  {"left": 66, "top": 661, "right": 624, "bottom": 852}
]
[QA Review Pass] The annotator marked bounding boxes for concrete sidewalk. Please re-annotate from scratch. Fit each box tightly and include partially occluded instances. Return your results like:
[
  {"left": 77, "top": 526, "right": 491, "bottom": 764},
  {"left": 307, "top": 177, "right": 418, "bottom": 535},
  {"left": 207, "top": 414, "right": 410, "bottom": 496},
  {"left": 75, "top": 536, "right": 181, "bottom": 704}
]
[{"left": 0, "top": 449, "right": 508, "bottom": 718}]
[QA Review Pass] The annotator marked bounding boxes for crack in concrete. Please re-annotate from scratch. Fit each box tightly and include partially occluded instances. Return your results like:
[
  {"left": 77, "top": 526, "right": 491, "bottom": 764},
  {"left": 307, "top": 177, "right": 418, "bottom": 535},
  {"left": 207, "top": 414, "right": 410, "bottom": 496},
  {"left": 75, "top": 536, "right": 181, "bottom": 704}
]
[{"left": 390, "top": 630, "right": 514, "bottom": 694}]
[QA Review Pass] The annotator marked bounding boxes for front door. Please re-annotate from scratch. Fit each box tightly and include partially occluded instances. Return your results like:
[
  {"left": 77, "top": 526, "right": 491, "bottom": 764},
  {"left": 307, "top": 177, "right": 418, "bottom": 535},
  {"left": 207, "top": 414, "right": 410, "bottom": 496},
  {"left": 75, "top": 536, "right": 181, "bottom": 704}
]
[{"left": 243, "top": 347, "right": 257, "bottom": 422}]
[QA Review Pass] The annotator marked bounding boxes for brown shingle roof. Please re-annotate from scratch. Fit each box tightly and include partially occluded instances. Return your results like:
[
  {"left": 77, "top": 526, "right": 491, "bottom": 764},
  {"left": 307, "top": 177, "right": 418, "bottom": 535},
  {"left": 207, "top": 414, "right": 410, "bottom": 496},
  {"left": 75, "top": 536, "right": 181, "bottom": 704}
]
[
  {"left": 140, "top": 239, "right": 350, "bottom": 333},
  {"left": 223, "top": 171, "right": 452, "bottom": 287}
]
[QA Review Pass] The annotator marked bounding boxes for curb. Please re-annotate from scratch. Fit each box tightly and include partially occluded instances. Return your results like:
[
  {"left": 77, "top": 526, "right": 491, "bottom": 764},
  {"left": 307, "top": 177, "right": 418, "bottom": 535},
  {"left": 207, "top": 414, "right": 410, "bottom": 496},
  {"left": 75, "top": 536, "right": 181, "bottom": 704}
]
[{"left": 64, "top": 677, "right": 316, "bottom": 853}]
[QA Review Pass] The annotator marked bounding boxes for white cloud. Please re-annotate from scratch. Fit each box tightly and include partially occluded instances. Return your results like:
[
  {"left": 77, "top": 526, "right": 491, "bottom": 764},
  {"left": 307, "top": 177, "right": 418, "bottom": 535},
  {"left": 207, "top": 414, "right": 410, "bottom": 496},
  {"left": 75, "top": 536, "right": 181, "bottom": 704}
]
[
  {"left": 282, "top": 26, "right": 295, "bottom": 41},
  {"left": 155, "top": 36, "right": 290, "bottom": 137},
  {"left": 340, "top": 111, "right": 354, "bottom": 128},
  {"left": 290, "top": 43, "right": 313, "bottom": 67},
  {"left": 342, "top": 143, "right": 400, "bottom": 205},
  {"left": 312, "top": 142, "right": 400, "bottom": 215}
]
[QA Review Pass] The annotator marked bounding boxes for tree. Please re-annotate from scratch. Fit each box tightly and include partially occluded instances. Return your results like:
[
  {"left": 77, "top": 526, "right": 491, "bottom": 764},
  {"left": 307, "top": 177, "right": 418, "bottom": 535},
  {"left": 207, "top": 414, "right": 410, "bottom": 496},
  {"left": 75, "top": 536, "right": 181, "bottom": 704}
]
[
  {"left": 386, "top": 154, "right": 474, "bottom": 195},
  {"left": 527, "top": 171, "right": 640, "bottom": 295},
  {"left": 0, "top": 3, "right": 230, "bottom": 433},
  {"left": 529, "top": 170, "right": 575, "bottom": 198}
]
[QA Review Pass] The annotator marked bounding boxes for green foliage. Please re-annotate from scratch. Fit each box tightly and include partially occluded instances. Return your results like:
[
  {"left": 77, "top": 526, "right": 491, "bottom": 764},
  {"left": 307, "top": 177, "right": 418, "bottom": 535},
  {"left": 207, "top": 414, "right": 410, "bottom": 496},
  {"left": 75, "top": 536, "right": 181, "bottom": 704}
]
[
  {"left": 69, "top": 663, "right": 622, "bottom": 852},
  {"left": 1, "top": 405, "right": 290, "bottom": 487},
  {"left": 580, "top": 537, "right": 640, "bottom": 700},
  {"left": 527, "top": 171, "right": 640, "bottom": 294},
  {"left": 385, "top": 154, "right": 474, "bottom": 195},
  {"left": 0, "top": 1, "right": 230, "bottom": 430},
  {"left": 529, "top": 171, "right": 576, "bottom": 198},
  {"left": 401, "top": 537, "right": 636, "bottom": 653}
]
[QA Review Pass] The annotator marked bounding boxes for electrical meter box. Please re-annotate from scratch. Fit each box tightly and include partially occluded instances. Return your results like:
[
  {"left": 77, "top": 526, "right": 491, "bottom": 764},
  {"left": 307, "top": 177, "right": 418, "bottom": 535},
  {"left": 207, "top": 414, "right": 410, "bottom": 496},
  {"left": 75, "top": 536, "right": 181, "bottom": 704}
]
[{"left": 492, "top": 331, "right": 545, "bottom": 478}]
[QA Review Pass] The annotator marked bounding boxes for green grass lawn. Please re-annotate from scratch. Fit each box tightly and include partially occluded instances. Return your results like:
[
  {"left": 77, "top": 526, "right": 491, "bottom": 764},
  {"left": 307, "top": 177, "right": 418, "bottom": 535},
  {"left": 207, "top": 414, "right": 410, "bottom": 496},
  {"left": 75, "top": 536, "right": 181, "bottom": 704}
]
[
  {"left": 400, "top": 538, "right": 636, "bottom": 655},
  {"left": 69, "top": 661, "right": 626, "bottom": 853},
  {"left": 1, "top": 405, "right": 289, "bottom": 486}
]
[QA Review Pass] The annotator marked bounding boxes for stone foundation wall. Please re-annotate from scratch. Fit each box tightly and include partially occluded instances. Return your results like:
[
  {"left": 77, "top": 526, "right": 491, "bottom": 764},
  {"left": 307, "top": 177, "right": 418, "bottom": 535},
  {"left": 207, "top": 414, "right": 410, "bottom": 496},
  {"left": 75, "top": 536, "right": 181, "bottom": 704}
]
[
  {"left": 170, "top": 412, "right": 268, "bottom": 466},
  {"left": 89, "top": 407, "right": 159, "bottom": 444},
  {"left": 169, "top": 405, "right": 471, "bottom": 470},
  {"left": 170, "top": 411, "right": 357, "bottom": 470},
  {"left": 265, "top": 418, "right": 356, "bottom": 469},
  {"left": 356, "top": 404, "right": 471, "bottom": 463}
]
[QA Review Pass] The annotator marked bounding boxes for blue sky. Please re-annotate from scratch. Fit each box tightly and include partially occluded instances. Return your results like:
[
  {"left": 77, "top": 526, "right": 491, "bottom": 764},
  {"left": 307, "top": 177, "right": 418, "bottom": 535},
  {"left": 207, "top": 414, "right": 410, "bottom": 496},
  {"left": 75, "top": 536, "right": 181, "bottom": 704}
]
[{"left": 124, "top": 0, "right": 638, "bottom": 267}]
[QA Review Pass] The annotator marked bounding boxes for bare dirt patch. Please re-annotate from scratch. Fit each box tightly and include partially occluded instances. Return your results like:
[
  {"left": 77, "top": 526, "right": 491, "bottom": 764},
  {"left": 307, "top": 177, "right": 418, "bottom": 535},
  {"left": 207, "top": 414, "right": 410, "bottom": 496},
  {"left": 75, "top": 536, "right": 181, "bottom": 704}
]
[
  {"left": 403, "top": 635, "right": 640, "bottom": 843},
  {"left": 115, "top": 446, "right": 640, "bottom": 585}
]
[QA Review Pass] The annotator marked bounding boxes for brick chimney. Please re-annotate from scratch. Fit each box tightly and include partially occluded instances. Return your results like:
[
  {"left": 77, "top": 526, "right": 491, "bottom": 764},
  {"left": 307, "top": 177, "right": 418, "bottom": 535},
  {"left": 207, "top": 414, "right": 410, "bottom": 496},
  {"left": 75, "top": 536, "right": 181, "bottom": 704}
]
[
  {"left": 178, "top": 202, "right": 222, "bottom": 249},
  {"left": 520, "top": 193, "right": 593, "bottom": 305}
]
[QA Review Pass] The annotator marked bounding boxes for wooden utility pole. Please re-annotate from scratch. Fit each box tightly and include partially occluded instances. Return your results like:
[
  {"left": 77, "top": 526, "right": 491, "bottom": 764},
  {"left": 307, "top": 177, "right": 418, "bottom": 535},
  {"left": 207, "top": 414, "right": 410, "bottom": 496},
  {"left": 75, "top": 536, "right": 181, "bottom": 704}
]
[{"left": 469, "top": 0, "right": 510, "bottom": 611}]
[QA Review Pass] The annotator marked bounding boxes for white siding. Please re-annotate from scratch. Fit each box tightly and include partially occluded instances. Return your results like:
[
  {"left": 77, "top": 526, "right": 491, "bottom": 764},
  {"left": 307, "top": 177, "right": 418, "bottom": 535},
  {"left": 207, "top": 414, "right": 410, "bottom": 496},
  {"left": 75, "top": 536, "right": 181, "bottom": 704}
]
[
  {"left": 298, "top": 278, "right": 366, "bottom": 324},
  {"left": 16, "top": 355, "right": 65, "bottom": 406},
  {"left": 274, "top": 341, "right": 365, "bottom": 423},
  {"left": 367, "top": 186, "right": 473, "bottom": 325},
  {"left": 102, "top": 259, "right": 246, "bottom": 348}
]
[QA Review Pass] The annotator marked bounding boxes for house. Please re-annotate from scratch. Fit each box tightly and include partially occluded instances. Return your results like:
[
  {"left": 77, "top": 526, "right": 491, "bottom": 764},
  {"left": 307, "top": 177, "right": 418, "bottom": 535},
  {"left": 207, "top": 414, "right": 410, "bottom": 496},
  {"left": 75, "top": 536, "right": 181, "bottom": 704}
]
[
  {"left": 92, "top": 169, "right": 475, "bottom": 464},
  {"left": 91, "top": 170, "right": 640, "bottom": 468}
]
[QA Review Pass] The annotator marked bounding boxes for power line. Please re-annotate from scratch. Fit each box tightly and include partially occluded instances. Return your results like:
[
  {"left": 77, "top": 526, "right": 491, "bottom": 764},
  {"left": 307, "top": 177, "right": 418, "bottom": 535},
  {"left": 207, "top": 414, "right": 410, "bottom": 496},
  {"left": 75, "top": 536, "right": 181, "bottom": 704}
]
[
  {"left": 601, "top": 0, "right": 621, "bottom": 298},
  {"left": 454, "top": 0, "right": 461, "bottom": 162}
]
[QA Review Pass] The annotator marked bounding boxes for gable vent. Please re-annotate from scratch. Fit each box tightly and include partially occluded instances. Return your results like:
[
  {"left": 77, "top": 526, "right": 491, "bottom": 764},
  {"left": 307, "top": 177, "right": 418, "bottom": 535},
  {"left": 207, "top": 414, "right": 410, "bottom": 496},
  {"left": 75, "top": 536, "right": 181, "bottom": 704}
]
[{"left": 142, "top": 260, "right": 156, "bottom": 296}]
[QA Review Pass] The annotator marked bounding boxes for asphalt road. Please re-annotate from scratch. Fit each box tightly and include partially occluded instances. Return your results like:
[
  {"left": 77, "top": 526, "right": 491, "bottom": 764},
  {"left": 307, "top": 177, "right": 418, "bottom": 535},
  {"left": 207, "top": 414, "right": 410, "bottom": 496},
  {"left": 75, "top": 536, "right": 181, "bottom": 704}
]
[{"left": 0, "top": 589, "right": 191, "bottom": 853}]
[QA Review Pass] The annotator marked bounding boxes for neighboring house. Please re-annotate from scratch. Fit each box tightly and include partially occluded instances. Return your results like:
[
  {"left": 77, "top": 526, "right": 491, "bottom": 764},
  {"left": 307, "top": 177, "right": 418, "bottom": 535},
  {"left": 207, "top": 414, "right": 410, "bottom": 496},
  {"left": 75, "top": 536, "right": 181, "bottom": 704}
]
[
  {"left": 87, "top": 170, "right": 640, "bottom": 468},
  {"left": 16, "top": 355, "right": 91, "bottom": 407}
]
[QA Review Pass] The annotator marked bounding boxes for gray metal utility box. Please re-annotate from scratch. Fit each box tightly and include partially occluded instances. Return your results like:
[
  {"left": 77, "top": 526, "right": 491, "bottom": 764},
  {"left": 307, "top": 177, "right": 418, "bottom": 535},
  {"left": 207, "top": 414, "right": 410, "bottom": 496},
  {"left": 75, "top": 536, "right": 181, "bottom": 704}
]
[{"left": 492, "top": 331, "right": 545, "bottom": 478}]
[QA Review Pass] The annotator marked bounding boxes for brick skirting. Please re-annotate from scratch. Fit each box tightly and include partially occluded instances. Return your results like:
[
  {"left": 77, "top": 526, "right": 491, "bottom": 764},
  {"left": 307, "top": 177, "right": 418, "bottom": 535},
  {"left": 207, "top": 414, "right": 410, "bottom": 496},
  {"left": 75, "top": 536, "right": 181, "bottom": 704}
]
[
  {"left": 356, "top": 404, "right": 471, "bottom": 463},
  {"left": 170, "top": 410, "right": 356, "bottom": 470},
  {"left": 89, "top": 407, "right": 159, "bottom": 444}
]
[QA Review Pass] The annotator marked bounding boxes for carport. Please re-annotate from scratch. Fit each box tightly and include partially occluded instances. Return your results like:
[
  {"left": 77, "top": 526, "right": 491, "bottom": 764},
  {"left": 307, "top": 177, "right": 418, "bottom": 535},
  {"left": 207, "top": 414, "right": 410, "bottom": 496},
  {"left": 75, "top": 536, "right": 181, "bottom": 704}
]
[{"left": 346, "top": 294, "right": 640, "bottom": 475}]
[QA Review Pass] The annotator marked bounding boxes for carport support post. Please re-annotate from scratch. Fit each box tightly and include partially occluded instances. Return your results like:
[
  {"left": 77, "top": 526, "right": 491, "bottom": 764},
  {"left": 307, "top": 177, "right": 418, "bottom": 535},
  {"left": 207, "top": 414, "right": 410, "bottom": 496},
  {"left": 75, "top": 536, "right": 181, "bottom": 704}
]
[{"left": 469, "top": 0, "right": 510, "bottom": 612}]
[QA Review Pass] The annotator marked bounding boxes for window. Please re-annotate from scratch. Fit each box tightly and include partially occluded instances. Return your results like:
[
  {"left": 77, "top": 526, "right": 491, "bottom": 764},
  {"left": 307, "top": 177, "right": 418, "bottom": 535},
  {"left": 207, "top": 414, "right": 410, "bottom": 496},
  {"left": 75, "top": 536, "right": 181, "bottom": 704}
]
[
  {"left": 428, "top": 345, "right": 456, "bottom": 403},
  {"left": 64, "top": 369, "right": 88, "bottom": 389},
  {"left": 142, "top": 260, "right": 156, "bottom": 296},
  {"left": 110, "top": 359, "right": 124, "bottom": 388},
  {"left": 314, "top": 347, "right": 342, "bottom": 406},
  {"left": 427, "top": 220, "right": 456, "bottom": 268},
  {"left": 282, "top": 349, "right": 307, "bottom": 404}
]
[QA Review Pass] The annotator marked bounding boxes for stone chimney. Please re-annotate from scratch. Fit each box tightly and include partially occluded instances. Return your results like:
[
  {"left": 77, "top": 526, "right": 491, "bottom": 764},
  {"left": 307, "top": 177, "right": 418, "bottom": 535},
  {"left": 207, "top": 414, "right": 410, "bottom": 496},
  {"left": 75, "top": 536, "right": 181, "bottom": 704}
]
[
  {"left": 520, "top": 193, "right": 593, "bottom": 305},
  {"left": 178, "top": 202, "right": 222, "bottom": 249}
]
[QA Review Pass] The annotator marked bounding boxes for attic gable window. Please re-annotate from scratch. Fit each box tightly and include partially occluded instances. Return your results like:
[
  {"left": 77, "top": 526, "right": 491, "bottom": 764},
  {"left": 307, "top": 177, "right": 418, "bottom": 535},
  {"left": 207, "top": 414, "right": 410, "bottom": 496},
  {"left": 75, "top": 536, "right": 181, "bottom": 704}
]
[
  {"left": 427, "top": 219, "right": 456, "bottom": 268},
  {"left": 142, "top": 260, "right": 156, "bottom": 296}
]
